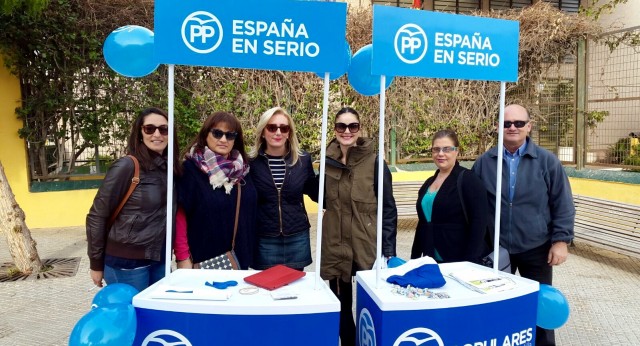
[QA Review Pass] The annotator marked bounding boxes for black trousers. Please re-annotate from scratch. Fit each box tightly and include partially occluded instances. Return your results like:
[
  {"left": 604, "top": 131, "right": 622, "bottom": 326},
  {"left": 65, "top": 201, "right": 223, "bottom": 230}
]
[
  {"left": 510, "top": 241, "right": 555, "bottom": 346},
  {"left": 330, "top": 278, "right": 356, "bottom": 346}
]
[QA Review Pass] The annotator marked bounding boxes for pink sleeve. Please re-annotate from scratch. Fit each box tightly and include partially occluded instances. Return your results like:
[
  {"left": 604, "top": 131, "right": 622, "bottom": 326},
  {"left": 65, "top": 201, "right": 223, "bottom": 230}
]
[{"left": 174, "top": 206, "right": 190, "bottom": 261}]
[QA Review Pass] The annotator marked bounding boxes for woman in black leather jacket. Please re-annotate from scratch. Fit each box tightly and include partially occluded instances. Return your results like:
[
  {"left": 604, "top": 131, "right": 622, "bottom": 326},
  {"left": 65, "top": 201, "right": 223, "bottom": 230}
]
[
  {"left": 86, "top": 107, "right": 179, "bottom": 291},
  {"left": 249, "top": 107, "right": 318, "bottom": 270}
]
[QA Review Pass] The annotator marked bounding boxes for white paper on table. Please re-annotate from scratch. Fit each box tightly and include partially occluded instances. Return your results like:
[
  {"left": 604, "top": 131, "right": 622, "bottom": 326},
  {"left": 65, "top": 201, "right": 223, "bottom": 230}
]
[
  {"left": 447, "top": 268, "right": 516, "bottom": 294},
  {"left": 149, "top": 285, "right": 232, "bottom": 301}
]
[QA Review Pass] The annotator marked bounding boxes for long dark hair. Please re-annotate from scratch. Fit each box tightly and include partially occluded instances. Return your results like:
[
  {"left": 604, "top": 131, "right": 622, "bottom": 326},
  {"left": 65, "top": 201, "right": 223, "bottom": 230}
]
[
  {"left": 185, "top": 111, "right": 248, "bottom": 162},
  {"left": 127, "top": 107, "right": 180, "bottom": 173}
]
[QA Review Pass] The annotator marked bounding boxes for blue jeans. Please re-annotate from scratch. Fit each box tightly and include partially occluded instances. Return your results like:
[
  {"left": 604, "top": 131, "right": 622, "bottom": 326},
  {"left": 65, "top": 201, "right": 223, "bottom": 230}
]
[
  {"left": 104, "top": 261, "right": 165, "bottom": 292},
  {"left": 254, "top": 231, "right": 312, "bottom": 270}
]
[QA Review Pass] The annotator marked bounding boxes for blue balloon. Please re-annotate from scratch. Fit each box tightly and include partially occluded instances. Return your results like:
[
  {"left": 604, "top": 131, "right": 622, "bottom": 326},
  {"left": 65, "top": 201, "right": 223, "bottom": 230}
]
[
  {"left": 103, "top": 25, "right": 159, "bottom": 78},
  {"left": 347, "top": 44, "right": 394, "bottom": 96},
  {"left": 537, "top": 284, "right": 570, "bottom": 330},
  {"left": 315, "top": 42, "right": 352, "bottom": 81},
  {"left": 69, "top": 304, "right": 137, "bottom": 346},
  {"left": 387, "top": 256, "right": 407, "bottom": 268},
  {"left": 92, "top": 283, "right": 139, "bottom": 309}
]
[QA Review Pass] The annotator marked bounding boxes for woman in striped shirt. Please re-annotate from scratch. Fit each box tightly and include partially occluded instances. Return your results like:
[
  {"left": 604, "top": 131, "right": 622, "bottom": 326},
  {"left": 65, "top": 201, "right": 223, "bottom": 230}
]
[{"left": 249, "top": 107, "right": 319, "bottom": 270}]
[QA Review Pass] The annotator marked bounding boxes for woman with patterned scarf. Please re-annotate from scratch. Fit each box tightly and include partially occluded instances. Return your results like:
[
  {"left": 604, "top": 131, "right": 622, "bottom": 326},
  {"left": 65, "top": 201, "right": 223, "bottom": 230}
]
[{"left": 174, "top": 112, "right": 258, "bottom": 269}]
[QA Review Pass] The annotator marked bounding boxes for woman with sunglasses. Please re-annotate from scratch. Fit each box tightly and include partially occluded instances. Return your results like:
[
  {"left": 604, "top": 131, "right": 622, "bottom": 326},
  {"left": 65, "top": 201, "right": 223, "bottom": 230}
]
[
  {"left": 173, "top": 112, "right": 257, "bottom": 270},
  {"left": 410, "top": 129, "right": 489, "bottom": 265},
  {"left": 86, "top": 107, "right": 180, "bottom": 291},
  {"left": 248, "top": 107, "right": 318, "bottom": 271},
  {"left": 322, "top": 107, "right": 397, "bottom": 346}
]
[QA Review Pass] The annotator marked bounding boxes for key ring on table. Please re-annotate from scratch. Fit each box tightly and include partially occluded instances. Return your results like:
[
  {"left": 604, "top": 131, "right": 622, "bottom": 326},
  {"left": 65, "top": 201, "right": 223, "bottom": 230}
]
[{"left": 205, "top": 280, "right": 238, "bottom": 289}]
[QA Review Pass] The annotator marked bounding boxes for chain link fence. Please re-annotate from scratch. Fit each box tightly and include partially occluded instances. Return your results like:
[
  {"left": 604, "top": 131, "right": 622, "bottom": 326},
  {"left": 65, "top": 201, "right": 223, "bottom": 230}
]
[{"left": 587, "top": 26, "right": 640, "bottom": 168}]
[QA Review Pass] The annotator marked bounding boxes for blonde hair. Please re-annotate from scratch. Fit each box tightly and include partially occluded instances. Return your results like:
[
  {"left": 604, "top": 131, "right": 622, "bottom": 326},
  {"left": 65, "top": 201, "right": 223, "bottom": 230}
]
[{"left": 249, "top": 107, "right": 303, "bottom": 165}]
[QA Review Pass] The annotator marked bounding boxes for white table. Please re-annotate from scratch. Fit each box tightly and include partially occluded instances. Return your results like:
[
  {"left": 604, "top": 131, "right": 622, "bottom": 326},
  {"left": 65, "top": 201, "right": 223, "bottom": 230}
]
[
  {"left": 356, "top": 262, "right": 539, "bottom": 346},
  {"left": 132, "top": 269, "right": 340, "bottom": 345}
]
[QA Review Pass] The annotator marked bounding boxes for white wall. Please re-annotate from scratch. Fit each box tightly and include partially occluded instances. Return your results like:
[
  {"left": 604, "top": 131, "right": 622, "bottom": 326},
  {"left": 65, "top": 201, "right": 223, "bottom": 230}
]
[{"left": 595, "top": 0, "right": 640, "bottom": 31}]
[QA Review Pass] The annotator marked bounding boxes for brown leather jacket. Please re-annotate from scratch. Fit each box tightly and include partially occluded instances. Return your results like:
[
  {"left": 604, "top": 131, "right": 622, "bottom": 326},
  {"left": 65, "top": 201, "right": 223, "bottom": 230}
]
[
  {"left": 321, "top": 137, "right": 397, "bottom": 282},
  {"left": 86, "top": 155, "right": 168, "bottom": 271}
]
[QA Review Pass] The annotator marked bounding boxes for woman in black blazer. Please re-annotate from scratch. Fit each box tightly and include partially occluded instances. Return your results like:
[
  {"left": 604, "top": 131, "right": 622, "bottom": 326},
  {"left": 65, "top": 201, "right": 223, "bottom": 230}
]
[{"left": 411, "top": 129, "right": 489, "bottom": 264}]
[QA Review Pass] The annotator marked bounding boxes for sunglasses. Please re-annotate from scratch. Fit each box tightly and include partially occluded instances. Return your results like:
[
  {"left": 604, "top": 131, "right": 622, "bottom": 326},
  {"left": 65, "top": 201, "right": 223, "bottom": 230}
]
[
  {"left": 142, "top": 124, "right": 169, "bottom": 136},
  {"left": 504, "top": 120, "right": 528, "bottom": 129},
  {"left": 334, "top": 122, "right": 360, "bottom": 133},
  {"left": 210, "top": 128, "right": 238, "bottom": 141},
  {"left": 265, "top": 124, "right": 291, "bottom": 134},
  {"left": 430, "top": 146, "right": 457, "bottom": 154}
]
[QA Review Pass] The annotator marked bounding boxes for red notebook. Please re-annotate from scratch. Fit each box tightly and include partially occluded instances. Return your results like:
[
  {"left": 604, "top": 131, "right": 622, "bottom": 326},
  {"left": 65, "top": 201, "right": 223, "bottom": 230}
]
[{"left": 243, "top": 265, "right": 306, "bottom": 290}]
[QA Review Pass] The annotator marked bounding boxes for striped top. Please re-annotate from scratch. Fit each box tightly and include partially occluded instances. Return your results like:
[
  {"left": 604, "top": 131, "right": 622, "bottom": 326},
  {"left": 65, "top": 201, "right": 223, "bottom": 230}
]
[{"left": 267, "top": 155, "right": 286, "bottom": 189}]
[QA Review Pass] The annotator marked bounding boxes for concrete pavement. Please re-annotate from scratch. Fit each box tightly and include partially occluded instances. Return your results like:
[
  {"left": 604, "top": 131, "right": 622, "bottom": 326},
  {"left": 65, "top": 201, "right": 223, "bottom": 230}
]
[{"left": 0, "top": 216, "right": 639, "bottom": 345}]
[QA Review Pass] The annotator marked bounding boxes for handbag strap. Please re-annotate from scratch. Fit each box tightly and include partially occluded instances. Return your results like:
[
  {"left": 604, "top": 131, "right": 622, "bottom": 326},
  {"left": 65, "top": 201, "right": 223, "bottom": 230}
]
[
  {"left": 107, "top": 155, "right": 140, "bottom": 228},
  {"left": 231, "top": 184, "right": 241, "bottom": 250}
]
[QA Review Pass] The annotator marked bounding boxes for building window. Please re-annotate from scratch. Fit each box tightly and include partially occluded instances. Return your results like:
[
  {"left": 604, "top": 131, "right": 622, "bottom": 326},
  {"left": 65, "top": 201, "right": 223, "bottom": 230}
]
[{"left": 433, "top": 0, "right": 481, "bottom": 13}]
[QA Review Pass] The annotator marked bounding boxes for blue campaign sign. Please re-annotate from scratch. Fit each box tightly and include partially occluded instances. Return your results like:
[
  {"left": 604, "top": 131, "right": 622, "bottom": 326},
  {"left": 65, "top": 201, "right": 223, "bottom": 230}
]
[
  {"left": 154, "top": 0, "right": 347, "bottom": 74},
  {"left": 372, "top": 5, "right": 519, "bottom": 82}
]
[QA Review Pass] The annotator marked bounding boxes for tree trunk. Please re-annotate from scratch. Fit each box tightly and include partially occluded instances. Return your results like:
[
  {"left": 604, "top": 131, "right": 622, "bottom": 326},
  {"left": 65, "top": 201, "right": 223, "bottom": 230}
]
[{"left": 0, "top": 161, "right": 43, "bottom": 274}]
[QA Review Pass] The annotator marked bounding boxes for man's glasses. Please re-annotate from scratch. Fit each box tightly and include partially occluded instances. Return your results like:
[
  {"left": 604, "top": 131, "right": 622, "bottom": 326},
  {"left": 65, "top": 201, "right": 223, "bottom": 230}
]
[
  {"left": 142, "top": 125, "right": 169, "bottom": 136},
  {"left": 265, "top": 124, "right": 291, "bottom": 133},
  {"left": 334, "top": 122, "right": 360, "bottom": 133},
  {"left": 210, "top": 129, "right": 238, "bottom": 141},
  {"left": 430, "top": 146, "right": 457, "bottom": 154},
  {"left": 504, "top": 120, "right": 528, "bottom": 129}
]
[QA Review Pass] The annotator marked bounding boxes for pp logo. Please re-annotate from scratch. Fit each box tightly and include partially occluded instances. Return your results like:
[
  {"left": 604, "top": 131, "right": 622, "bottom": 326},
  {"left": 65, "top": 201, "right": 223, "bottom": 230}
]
[
  {"left": 393, "top": 327, "right": 444, "bottom": 346},
  {"left": 181, "top": 11, "right": 223, "bottom": 54},
  {"left": 358, "top": 308, "right": 376, "bottom": 346},
  {"left": 394, "top": 24, "right": 428, "bottom": 64},
  {"left": 141, "top": 329, "right": 192, "bottom": 346}
]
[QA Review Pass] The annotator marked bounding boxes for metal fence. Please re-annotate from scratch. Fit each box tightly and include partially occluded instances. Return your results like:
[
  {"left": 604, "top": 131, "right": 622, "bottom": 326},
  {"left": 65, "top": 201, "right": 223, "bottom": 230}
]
[
  {"left": 527, "top": 62, "right": 577, "bottom": 163},
  {"left": 586, "top": 26, "right": 640, "bottom": 167}
]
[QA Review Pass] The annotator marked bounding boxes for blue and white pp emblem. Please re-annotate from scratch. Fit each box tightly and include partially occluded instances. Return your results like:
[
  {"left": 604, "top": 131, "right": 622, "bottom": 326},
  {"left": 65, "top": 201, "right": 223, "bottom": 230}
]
[
  {"left": 393, "top": 327, "right": 445, "bottom": 346},
  {"left": 358, "top": 308, "right": 376, "bottom": 346}
]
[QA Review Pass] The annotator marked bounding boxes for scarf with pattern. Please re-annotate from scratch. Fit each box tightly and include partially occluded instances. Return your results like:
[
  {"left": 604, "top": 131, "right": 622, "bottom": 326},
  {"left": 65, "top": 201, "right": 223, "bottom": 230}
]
[{"left": 187, "top": 145, "right": 249, "bottom": 194}]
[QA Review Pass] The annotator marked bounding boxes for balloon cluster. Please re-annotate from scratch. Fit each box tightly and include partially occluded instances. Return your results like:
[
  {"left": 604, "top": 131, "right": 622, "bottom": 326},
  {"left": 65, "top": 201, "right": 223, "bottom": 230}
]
[
  {"left": 69, "top": 283, "right": 139, "bottom": 346},
  {"left": 537, "top": 284, "right": 570, "bottom": 330},
  {"left": 103, "top": 25, "right": 159, "bottom": 78},
  {"left": 315, "top": 43, "right": 394, "bottom": 97}
]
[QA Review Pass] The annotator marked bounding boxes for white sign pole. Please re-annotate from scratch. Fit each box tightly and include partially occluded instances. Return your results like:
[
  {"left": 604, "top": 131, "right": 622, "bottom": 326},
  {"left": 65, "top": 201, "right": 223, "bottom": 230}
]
[
  {"left": 375, "top": 75, "right": 387, "bottom": 288},
  {"left": 314, "top": 72, "right": 331, "bottom": 289},
  {"left": 493, "top": 81, "right": 506, "bottom": 272},
  {"left": 165, "top": 64, "right": 176, "bottom": 277}
]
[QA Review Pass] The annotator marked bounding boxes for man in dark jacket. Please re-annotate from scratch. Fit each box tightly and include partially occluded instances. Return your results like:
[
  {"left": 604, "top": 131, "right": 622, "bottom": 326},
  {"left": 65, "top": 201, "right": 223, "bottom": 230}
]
[{"left": 472, "top": 104, "right": 575, "bottom": 346}]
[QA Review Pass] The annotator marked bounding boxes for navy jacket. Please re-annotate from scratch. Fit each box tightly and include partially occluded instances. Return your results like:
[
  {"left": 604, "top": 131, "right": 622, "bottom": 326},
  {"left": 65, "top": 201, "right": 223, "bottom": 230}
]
[
  {"left": 250, "top": 150, "right": 319, "bottom": 237},
  {"left": 472, "top": 138, "right": 575, "bottom": 254},
  {"left": 176, "top": 159, "right": 257, "bottom": 269}
]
